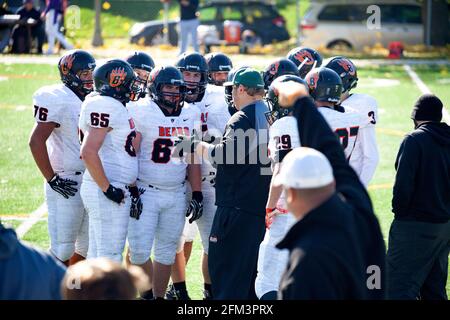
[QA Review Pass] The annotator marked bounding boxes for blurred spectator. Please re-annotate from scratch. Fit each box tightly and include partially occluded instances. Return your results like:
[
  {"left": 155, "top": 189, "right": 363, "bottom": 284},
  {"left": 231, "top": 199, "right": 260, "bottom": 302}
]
[
  {"left": 42, "top": 0, "right": 72, "bottom": 54},
  {"left": 61, "top": 258, "right": 150, "bottom": 300},
  {"left": 0, "top": 222, "right": 66, "bottom": 300},
  {"left": 10, "top": 0, "right": 45, "bottom": 54},
  {"left": 388, "top": 94, "right": 450, "bottom": 300},
  {"left": 177, "top": 0, "right": 199, "bottom": 54}
]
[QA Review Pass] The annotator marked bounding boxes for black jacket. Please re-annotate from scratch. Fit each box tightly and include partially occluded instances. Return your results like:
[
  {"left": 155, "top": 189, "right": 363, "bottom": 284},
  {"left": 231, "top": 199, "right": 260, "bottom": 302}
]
[
  {"left": 392, "top": 122, "right": 450, "bottom": 223},
  {"left": 178, "top": 0, "right": 199, "bottom": 20},
  {"left": 277, "top": 194, "right": 368, "bottom": 299},
  {"left": 212, "top": 100, "right": 271, "bottom": 216},
  {"left": 277, "top": 96, "right": 386, "bottom": 299}
]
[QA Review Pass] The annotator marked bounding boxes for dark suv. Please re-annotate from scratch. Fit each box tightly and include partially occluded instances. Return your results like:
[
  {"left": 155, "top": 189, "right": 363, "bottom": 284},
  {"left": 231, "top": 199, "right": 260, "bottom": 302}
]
[{"left": 129, "top": 0, "right": 289, "bottom": 51}]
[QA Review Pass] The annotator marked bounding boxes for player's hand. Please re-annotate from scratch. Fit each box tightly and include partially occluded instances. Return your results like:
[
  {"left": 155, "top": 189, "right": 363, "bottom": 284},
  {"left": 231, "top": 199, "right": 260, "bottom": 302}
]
[
  {"left": 48, "top": 174, "right": 78, "bottom": 199},
  {"left": 273, "top": 80, "right": 309, "bottom": 108},
  {"left": 103, "top": 184, "right": 125, "bottom": 204},
  {"left": 186, "top": 191, "right": 203, "bottom": 223},
  {"left": 265, "top": 207, "right": 288, "bottom": 229},
  {"left": 173, "top": 134, "right": 200, "bottom": 157},
  {"left": 127, "top": 185, "right": 144, "bottom": 220}
]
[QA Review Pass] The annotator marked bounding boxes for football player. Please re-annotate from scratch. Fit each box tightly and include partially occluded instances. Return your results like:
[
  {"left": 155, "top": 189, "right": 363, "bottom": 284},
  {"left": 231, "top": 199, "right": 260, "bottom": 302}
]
[
  {"left": 79, "top": 59, "right": 141, "bottom": 263},
  {"left": 125, "top": 51, "right": 155, "bottom": 101},
  {"left": 126, "top": 66, "right": 202, "bottom": 300},
  {"left": 305, "top": 67, "right": 365, "bottom": 161},
  {"left": 286, "top": 46, "right": 323, "bottom": 79},
  {"left": 29, "top": 50, "right": 96, "bottom": 266},
  {"left": 205, "top": 52, "right": 233, "bottom": 86},
  {"left": 166, "top": 52, "right": 231, "bottom": 300},
  {"left": 255, "top": 75, "right": 306, "bottom": 300},
  {"left": 262, "top": 58, "right": 300, "bottom": 90},
  {"left": 325, "top": 56, "right": 379, "bottom": 186}
]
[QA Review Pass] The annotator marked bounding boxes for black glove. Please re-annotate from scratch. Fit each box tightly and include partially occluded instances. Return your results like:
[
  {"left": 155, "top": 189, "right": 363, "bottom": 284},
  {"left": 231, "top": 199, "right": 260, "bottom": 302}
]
[
  {"left": 173, "top": 133, "right": 200, "bottom": 157},
  {"left": 127, "top": 185, "right": 144, "bottom": 220},
  {"left": 186, "top": 191, "right": 203, "bottom": 224},
  {"left": 103, "top": 184, "right": 125, "bottom": 204},
  {"left": 48, "top": 174, "right": 78, "bottom": 199}
]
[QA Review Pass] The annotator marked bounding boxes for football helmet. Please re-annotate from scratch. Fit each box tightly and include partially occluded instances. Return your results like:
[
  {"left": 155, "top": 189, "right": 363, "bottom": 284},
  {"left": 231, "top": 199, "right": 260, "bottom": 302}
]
[
  {"left": 324, "top": 56, "right": 358, "bottom": 93},
  {"left": 93, "top": 59, "right": 140, "bottom": 104},
  {"left": 262, "top": 58, "right": 299, "bottom": 89},
  {"left": 286, "top": 47, "right": 323, "bottom": 79},
  {"left": 149, "top": 66, "right": 186, "bottom": 110},
  {"left": 176, "top": 52, "right": 208, "bottom": 100},
  {"left": 126, "top": 51, "right": 155, "bottom": 99},
  {"left": 58, "top": 50, "right": 96, "bottom": 95},
  {"left": 305, "top": 67, "right": 343, "bottom": 103},
  {"left": 205, "top": 52, "right": 233, "bottom": 86},
  {"left": 265, "top": 74, "right": 308, "bottom": 125}
]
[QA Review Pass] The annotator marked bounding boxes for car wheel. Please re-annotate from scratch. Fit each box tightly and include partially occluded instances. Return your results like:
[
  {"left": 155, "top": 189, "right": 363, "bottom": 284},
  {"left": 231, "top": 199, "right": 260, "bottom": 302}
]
[
  {"left": 149, "top": 31, "right": 165, "bottom": 46},
  {"left": 327, "top": 40, "right": 353, "bottom": 51}
]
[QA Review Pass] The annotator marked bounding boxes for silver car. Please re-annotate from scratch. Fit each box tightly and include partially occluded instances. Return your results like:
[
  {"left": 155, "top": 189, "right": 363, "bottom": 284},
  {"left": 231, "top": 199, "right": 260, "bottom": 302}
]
[{"left": 299, "top": 0, "right": 423, "bottom": 50}]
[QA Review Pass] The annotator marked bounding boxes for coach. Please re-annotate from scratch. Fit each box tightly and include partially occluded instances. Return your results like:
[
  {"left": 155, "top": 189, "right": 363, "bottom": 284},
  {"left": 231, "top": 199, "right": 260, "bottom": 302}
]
[
  {"left": 388, "top": 94, "right": 450, "bottom": 300},
  {"left": 193, "top": 68, "right": 271, "bottom": 299}
]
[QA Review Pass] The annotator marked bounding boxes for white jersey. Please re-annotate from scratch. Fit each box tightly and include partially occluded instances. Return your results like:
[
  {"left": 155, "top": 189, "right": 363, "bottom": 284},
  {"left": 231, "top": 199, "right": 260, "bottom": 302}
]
[
  {"left": 187, "top": 84, "right": 230, "bottom": 177},
  {"left": 32, "top": 84, "right": 84, "bottom": 173},
  {"left": 341, "top": 93, "right": 379, "bottom": 185},
  {"left": 319, "top": 105, "right": 365, "bottom": 161},
  {"left": 128, "top": 99, "right": 201, "bottom": 188},
  {"left": 268, "top": 116, "right": 301, "bottom": 210},
  {"left": 79, "top": 94, "right": 138, "bottom": 185}
]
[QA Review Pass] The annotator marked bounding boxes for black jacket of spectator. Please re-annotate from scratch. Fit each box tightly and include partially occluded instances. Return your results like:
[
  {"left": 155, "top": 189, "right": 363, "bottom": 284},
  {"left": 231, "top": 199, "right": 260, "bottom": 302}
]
[
  {"left": 277, "top": 96, "right": 386, "bottom": 299},
  {"left": 392, "top": 122, "right": 450, "bottom": 223},
  {"left": 211, "top": 100, "right": 271, "bottom": 216},
  {"left": 16, "top": 5, "right": 42, "bottom": 27},
  {"left": 178, "top": 0, "right": 199, "bottom": 21}
]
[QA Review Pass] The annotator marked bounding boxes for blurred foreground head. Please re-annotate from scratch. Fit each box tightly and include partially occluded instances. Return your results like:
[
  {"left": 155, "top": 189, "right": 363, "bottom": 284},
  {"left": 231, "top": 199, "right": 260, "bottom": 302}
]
[{"left": 61, "top": 258, "right": 149, "bottom": 300}]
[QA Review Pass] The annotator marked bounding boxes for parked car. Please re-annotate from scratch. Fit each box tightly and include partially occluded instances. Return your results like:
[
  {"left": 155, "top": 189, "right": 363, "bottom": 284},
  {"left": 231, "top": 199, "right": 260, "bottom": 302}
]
[
  {"left": 129, "top": 0, "right": 290, "bottom": 52},
  {"left": 299, "top": 0, "right": 424, "bottom": 50}
]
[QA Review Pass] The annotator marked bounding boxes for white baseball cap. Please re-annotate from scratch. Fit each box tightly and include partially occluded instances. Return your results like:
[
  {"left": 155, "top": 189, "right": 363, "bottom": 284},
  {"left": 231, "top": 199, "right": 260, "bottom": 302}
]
[{"left": 273, "top": 147, "right": 334, "bottom": 189}]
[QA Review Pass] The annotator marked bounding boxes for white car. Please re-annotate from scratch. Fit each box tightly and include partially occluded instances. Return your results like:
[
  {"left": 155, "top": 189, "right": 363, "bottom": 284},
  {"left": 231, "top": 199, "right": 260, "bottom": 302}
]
[{"left": 299, "top": 0, "right": 423, "bottom": 50}]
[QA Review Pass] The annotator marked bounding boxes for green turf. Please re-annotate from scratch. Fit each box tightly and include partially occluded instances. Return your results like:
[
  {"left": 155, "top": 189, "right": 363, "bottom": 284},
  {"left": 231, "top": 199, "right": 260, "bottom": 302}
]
[{"left": 0, "top": 61, "right": 448, "bottom": 299}]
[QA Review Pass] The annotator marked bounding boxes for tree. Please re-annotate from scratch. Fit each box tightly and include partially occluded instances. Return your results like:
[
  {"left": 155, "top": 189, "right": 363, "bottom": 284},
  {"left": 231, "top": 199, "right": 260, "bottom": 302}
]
[
  {"left": 423, "top": 0, "right": 449, "bottom": 46},
  {"left": 92, "top": 0, "right": 103, "bottom": 47}
]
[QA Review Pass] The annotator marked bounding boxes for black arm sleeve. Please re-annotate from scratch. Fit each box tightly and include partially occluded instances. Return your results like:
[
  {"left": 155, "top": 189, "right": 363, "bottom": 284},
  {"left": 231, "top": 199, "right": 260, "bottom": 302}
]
[
  {"left": 392, "top": 135, "right": 419, "bottom": 217},
  {"left": 292, "top": 96, "right": 371, "bottom": 213}
]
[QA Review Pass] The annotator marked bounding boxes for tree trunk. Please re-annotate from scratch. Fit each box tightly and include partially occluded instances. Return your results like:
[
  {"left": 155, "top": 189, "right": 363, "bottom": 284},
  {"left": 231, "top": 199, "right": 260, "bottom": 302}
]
[{"left": 423, "top": 0, "right": 449, "bottom": 46}]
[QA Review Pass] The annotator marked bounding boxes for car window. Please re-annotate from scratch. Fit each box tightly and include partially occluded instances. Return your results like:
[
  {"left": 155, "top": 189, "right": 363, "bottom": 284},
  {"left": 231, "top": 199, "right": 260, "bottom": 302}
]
[
  {"left": 318, "top": 5, "right": 366, "bottom": 22},
  {"left": 221, "top": 5, "right": 242, "bottom": 21},
  {"left": 199, "top": 6, "right": 217, "bottom": 22},
  {"left": 242, "top": 5, "right": 274, "bottom": 19},
  {"left": 379, "top": 4, "right": 422, "bottom": 24}
]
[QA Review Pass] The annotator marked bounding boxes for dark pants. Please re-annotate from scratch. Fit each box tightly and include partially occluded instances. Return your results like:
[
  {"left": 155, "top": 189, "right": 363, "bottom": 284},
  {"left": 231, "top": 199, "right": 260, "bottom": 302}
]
[
  {"left": 387, "top": 219, "right": 450, "bottom": 300},
  {"left": 208, "top": 206, "right": 266, "bottom": 300}
]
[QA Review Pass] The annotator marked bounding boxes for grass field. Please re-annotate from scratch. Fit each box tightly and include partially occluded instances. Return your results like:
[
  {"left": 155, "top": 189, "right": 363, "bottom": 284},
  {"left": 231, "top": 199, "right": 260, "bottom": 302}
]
[{"left": 0, "top": 58, "right": 448, "bottom": 299}]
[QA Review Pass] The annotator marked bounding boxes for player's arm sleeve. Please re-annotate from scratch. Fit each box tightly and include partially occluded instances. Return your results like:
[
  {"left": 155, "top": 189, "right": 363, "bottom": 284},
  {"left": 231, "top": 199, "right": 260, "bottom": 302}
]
[
  {"left": 280, "top": 249, "right": 342, "bottom": 300},
  {"left": 392, "top": 135, "right": 420, "bottom": 217},
  {"left": 358, "top": 125, "right": 379, "bottom": 186},
  {"left": 208, "top": 114, "right": 252, "bottom": 165},
  {"left": 32, "top": 94, "right": 63, "bottom": 125},
  {"left": 84, "top": 104, "right": 118, "bottom": 130}
]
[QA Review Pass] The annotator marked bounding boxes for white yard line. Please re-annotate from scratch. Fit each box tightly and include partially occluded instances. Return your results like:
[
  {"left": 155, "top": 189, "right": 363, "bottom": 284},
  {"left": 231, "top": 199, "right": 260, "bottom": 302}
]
[
  {"left": 15, "top": 203, "right": 47, "bottom": 238},
  {"left": 403, "top": 64, "right": 450, "bottom": 124}
]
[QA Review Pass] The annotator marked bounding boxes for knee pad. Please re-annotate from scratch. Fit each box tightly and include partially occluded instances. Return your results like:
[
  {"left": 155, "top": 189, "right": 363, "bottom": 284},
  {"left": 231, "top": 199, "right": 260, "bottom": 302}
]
[
  {"left": 50, "top": 242, "right": 75, "bottom": 262},
  {"left": 154, "top": 243, "right": 177, "bottom": 265},
  {"left": 129, "top": 251, "right": 151, "bottom": 266},
  {"left": 74, "top": 237, "right": 89, "bottom": 258}
]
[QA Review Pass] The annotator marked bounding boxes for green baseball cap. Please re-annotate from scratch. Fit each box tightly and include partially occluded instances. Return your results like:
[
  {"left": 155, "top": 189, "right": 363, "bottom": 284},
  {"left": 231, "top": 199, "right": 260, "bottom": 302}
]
[{"left": 223, "top": 67, "right": 265, "bottom": 89}]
